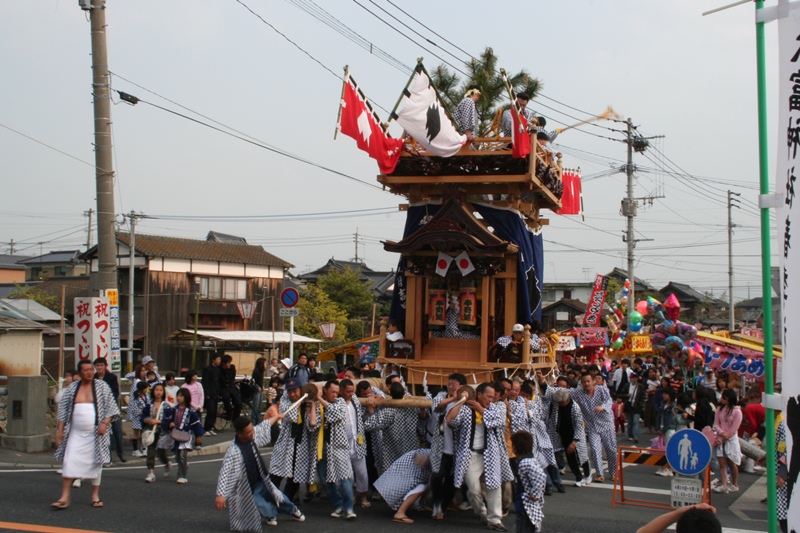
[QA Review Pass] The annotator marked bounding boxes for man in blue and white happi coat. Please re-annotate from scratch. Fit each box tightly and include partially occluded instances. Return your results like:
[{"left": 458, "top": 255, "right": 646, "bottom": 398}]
[
  {"left": 519, "top": 381, "right": 564, "bottom": 494},
  {"left": 428, "top": 372, "right": 467, "bottom": 520},
  {"left": 447, "top": 382, "right": 514, "bottom": 532},
  {"left": 316, "top": 380, "right": 356, "bottom": 520},
  {"left": 268, "top": 378, "right": 319, "bottom": 501},
  {"left": 539, "top": 372, "right": 617, "bottom": 482},
  {"left": 363, "top": 381, "right": 424, "bottom": 472},
  {"left": 215, "top": 415, "right": 305, "bottom": 531}
]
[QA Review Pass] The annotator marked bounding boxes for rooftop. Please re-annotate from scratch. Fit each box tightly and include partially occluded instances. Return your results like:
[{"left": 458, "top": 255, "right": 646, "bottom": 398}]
[{"left": 17, "top": 251, "right": 83, "bottom": 265}]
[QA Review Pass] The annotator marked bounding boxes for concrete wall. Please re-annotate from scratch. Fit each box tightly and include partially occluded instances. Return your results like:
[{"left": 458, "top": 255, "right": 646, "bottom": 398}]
[
  {"left": 0, "top": 330, "right": 42, "bottom": 376},
  {"left": 0, "top": 270, "right": 26, "bottom": 283}
]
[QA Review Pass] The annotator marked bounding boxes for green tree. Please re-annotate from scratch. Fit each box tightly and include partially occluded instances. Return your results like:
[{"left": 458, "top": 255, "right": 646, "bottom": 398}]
[
  {"left": 431, "top": 47, "right": 542, "bottom": 136},
  {"left": 316, "top": 267, "right": 374, "bottom": 321},
  {"left": 294, "top": 284, "right": 348, "bottom": 346},
  {"left": 8, "top": 283, "right": 59, "bottom": 312}
]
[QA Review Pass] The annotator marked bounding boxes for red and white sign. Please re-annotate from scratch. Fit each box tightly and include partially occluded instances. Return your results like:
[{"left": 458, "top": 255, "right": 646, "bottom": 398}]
[
  {"left": 575, "top": 327, "right": 608, "bottom": 347},
  {"left": 237, "top": 301, "right": 258, "bottom": 319},
  {"left": 584, "top": 275, "right": 608, "bottom": 327},
  {"left": 73, "top": 296, "right": 111, "bottom": 368}
]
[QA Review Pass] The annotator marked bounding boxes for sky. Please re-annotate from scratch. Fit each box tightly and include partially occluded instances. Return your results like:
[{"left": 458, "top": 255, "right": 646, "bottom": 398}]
[{"left": 0, "top": 0, "right": 783, "bottom": 303}]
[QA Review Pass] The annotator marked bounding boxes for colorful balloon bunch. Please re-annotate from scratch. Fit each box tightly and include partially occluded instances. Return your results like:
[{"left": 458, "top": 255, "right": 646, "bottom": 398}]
[
  {"left": 647, "top": 293, "right": 698, "bottom": 359},
  {"left": 607, "top": 279, "right": 632, "bottom": 350}
]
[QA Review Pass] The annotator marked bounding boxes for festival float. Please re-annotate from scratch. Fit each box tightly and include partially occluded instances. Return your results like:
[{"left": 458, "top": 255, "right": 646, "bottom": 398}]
[{"left": 318, "top": 61, "right": 610, "bottom": 388}]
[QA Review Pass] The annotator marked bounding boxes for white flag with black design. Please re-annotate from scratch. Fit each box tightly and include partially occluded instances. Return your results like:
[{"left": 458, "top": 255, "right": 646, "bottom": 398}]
[
  {"left": 394, "top": 64, "right": 466, "bottom": 157},
  {"left": 454, "top": 251, "right": 475, "bottom": 276},
  {"left": 435, "top": 252, "right": 453, "bottom": 277}
]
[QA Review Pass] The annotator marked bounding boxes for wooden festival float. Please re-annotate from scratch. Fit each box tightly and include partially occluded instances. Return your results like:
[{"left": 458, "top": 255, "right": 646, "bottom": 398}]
[{"left": 324, "top": 62, "right": 615, "bottom": 392}]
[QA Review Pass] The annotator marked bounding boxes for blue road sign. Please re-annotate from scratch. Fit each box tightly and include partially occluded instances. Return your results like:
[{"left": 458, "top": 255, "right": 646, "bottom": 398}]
[
  {"left": 280, "top": 287, "right": 299, "bottom": 308},
  {"left": 666, "top": 428, "right": 712, "bottom": 476}
]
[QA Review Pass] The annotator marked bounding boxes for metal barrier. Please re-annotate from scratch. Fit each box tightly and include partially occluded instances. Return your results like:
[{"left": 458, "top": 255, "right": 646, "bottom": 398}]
[
  {"left": 0, "top": 376, "right": 7, "bottom": 433},
  {"left": 611, "top": 445, "right": 712, "bottom": 510}
]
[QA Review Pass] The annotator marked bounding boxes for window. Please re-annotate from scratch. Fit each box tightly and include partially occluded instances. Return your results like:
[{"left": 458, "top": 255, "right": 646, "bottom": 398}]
[
  {"left": 563, "top": 289, "right": 572, "bottom": 299},
  {"left": 197, "top": 276, "right": 247, "bottom": 301},
  {"left": 54, "top": 266, "right": 68, "bottom": 277},
  {"left": 542, "top": 289, "right": 556, "bottom": 302}
]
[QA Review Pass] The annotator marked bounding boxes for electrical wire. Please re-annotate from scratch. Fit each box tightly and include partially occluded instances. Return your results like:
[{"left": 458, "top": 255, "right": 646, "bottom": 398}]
[
  {"left": 146, "top": 207, "right": 398, "bottom": 221},
  {"left": 119, "top": 92, "right": 385, "bottom": 192}
]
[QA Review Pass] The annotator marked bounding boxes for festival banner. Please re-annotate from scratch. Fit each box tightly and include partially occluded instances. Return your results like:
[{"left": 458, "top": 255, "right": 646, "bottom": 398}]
[
  {"left": 73, "top": 296, "right": 111, "bottom": 369},
  {"left": 556, "top": 169, "right": 583, "bottom": 215},
  {"left": 584, "top": 274, "right": 608, "bottom": 327},
  {"left": 557, "top": 335, "right": 577, "bottom": 351},
  {"left": 778, "top": 10, "right": 800, "bottom": 529},
  {"left": 574, "top": 327, "right": 608, "bottom": 347}
]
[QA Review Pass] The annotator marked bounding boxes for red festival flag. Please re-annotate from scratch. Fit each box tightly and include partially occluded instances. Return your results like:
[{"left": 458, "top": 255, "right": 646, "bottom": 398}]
[
  {"left": 584, "top": 275, "right": 609, "bottom": 327},
  {"left": 339, "top": 77, "right": 403, "bottom": 174},
  {"left": 511, "top": 104, "right": 531, "bottom": 159},
  {"left": 556, "top": 170, "right": 583, "bottom": 215}
]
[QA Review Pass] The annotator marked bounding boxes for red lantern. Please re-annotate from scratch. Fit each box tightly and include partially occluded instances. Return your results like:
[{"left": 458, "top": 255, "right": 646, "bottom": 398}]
[
  {"left": 458, "top": 280, "right": 477, "bottom": 331},
  {"left": 428, "top": 281, "right": 446, "bottom": 332}
]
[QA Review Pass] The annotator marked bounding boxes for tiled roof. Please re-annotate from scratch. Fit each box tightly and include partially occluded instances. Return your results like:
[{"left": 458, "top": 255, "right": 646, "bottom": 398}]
[
  {"left": 115, "top": 232, "right": 293, "bottom": 268},
  {"left": 18, "top": 250, "right": 84, "bottom": 265},
  {"left": 659, "top": 282, "right": 706, "bottom": 302},
  {"left": 0, "top": 254, "right": 30, "bottom": 270},
  {"left": 0, "top": 313, "right": 46, "bottom": 330},
  {"left": 542, "top": 298, "right": 587, "bottom": 313},
  {"left": 0, "top": 298, "right": 62, "bottom": 321}
]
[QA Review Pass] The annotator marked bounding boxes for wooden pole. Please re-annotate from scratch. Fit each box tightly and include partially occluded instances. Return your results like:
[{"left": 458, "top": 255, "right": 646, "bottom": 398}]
[
  {"left": 371, "top": 303, "right": 377, "bottom": 336},
  {"left": 333, "top": 65, "right": 349, "bottom": 140},
  {"left": 387, "top": 58, "right": 423, "bottom": 124}
]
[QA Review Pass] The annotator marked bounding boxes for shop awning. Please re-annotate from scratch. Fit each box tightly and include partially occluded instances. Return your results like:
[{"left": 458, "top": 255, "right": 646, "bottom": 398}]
[
  {"left": 167, "top": 329, "right": 322, "bottom": 344},
  {"left": 694, "top": 331, "right": 781, "bottom": 382}
]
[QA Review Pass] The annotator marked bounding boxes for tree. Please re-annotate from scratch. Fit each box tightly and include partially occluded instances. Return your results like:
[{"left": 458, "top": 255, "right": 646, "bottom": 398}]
[
  {"left": 431, "top": 47, "right": 542, "bottom": 136},
  {"left": 316, "top": 267, "right": 374, "bottom": 321},
  {"left": 8, "top": 283, "right": 60, "bottom": 312},
  {"left": 294, "top": 284, "right": 348, "bottom": 347}
]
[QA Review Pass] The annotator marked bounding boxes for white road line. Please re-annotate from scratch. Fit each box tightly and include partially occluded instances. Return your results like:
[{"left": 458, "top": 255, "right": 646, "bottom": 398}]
[
  {"left": 666, "top": 527, "right": 764, "bottom": 533},
  {"left": 563, "top": 479, "right": 672, "bottom": 496},
  {"left": 0, "top": 456, "right": 233, "bottom": 474}
]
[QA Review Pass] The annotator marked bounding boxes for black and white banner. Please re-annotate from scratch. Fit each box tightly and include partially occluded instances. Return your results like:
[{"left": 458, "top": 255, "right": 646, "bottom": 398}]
[
  {"left": 778, "top": 6, "right": 800, "bottom": 529},
  {"left": 394, "top": 64, "right": 466, "bottom": 157}
]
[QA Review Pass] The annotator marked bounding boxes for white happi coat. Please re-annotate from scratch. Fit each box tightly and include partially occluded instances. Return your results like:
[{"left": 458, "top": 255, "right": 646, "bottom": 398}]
[
  {"left": 364, "top": 402, "right": 422, "bottom": 472},
  {"left": 428, "top": 391, "right": 448, "bottom": 473},
  {"left": 269, "top": 393, "right": 319, "bottom": 483},
  {"left": 320, "top": 398, "right": 354, "bottom": 483},
  {"left": 449, "top": 401, "right": 514, "bottom": 490},
  {"left": 217, "top": 421, "right": 285, "bottom": 533},
  {"left": 54, "top": 379, "right": 120, "bottom": 466},
  {"left": 542, "top": 386, "right": 589, "bottom": 464},
  {"left": 567, "top": 385, "right": 615, "bottom": 434},
  {"left": 518, "top": 396, "right": 556, "bottom": 467},
  {"left": 344, "top": 397, "right": 367, "bottom": 459}
]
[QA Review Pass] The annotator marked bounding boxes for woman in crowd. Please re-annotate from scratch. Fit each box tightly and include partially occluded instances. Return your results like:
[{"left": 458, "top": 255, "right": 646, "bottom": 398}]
[
  {"left": 713, "top": 389, "right": 743, "bottom": 494},
  {"left": 644, "top": 368, "right": 660, "bottom": 432},
  {"left": 250, "top": 357, "right": 267, "bottom": 426},
  {"left": 163, "top": 388, "right": 204, "bottom": 484},
  {"left": 141, "top": 382, "right": 171, "bottom": 483}
]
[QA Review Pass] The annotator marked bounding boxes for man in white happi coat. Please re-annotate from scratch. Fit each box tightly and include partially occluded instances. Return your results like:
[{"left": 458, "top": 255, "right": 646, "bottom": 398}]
[
  {"left": 429, "top": 372, "right": 467, "bottom": 520},
  {"left": 268, "top": 378, "right": 318, "bottom": 501},
  {"left": 447, "top": 382, "right": 514, "bottom": 531},
  {"left": 316, "top": 380, "right": 356, "bottom": 519},
  {"left": 215, "top": 415, "right": 305, "bottom": 531},
  {"left": 339, "top": 379, "right": 370, "bottom": 509},
  {"left": 364, "top": 382, "right": 423, "bottom": 472},
  {"left": 519, "top": 381, "right": 564, "bottom": 494},
  {"left": 539, "top": 372, "right": 617, "bottom": 482},
  {"left": 52, "top": 360, "right": 120, "bottom": 509}
]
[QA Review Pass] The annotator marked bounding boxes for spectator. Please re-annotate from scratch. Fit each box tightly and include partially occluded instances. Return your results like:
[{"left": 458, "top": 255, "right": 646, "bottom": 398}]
[
  {"left": 268, "top": 357, "right": 281, "bottom": 378},
  {"left": 386, "top": 319, "right": 404, "bottom": 342},
  {"left": 181, "top": 370, "right": 204, "bottom": 413},
  {"left": 164, "top": 373, "right": 180, "bottom": 407},
  {"left": 250, "top": 357, "right": 267, "bottom": 427},
  {"left": 202, "top": 354, "right": 223, "bottom": 436},
  {"left": 635, "top": 503, "right": 721, "bottom": 533},
  {"left": 287, "top": 354, "right": 312, "bottom": 386},
  {"left": 713, "top": 389, "right": 743, "bottom": 493},
  {"left": 220, "top": 355, "right": 243, "bottom": 421}
]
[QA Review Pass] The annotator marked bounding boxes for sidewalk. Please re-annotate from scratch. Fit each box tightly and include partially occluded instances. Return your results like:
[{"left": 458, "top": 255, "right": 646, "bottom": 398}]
[{"left": 0, "top": 428, "right": 234, "bottom": 468}]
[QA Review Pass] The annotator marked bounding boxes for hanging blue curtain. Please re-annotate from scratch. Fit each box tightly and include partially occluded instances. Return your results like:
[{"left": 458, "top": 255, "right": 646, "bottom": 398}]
[
  {"left": 388, "top": 203, "right": 442, "bottom": 320},
  {"left": 474, "top": 204, "right": 544, "bottom": 325}
]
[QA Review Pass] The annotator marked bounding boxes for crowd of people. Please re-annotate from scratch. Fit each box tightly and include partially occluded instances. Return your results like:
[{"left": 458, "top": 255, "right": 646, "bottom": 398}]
[{"left": 51, "top": 347, "right": 785, "bottom": 533}]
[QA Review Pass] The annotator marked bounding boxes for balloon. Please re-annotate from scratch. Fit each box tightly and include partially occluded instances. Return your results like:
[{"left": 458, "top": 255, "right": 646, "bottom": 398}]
[
  {"left": 664, "top": 335, "right": 684, "bottom": 355},
  {"left": 636, "top": 300, "right": 649, "bottom": 315},
  {"left": 628, "top": 311, "right": 643, "bottom": 325},
  {"left": 629, "top": 321, "right": 643, "bottom": 333},
  {"left": 612, "top": 338, "right": 623, "bottom": 350},
  {"left": 650, "top": 332, "right": 666, "bottom": 347},
  {"left": 624, "top": 279, "right": 631, "bottom": 289},
  {"left": 620, "top": 297, "right": 628, "bottom": 306},
  {"left": 664, "top": 293, "right": 681, "bottom": 321}
]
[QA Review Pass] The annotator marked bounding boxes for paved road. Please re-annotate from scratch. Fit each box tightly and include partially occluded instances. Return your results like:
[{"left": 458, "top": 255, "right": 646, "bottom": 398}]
[{"left": 0, "top": 443, "right": 769, "bottom": 533}]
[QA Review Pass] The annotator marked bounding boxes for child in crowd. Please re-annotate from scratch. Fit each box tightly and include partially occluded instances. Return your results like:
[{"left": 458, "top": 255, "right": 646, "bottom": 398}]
[
  {"left": 164, "top": 373, "right": 180, "bottom": 407},
  {"left": 613, "top": 396, "right": 626, "bottom": 435},
  {"left": 511, "top": 430, "right": 547, "bottom": 533},
  {"left": 129, "top": 381, "right": 149, "bottom": 457},
  {"left": 163, "top": 388, "right": 204, "bottom": 484}
]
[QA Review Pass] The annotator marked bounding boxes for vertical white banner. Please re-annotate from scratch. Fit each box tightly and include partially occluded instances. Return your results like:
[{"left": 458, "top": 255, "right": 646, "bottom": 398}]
[
  {"left": 73, "top": 297, "right": 93, "bottom": 369},
  {"left": 106, "top": 289, "right": 122, "bottom": 373},
  {"left": 778, "top": 8, "right": 800, "bottom": 529}
]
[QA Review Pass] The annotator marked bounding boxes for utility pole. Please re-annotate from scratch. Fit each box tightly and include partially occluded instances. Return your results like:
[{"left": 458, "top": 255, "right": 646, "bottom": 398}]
[
  {"left": 8, "top": 239, "right": 14, "bottom": 255},
  {"left": 354, "top": 228, "right": 360, "bottom": 262},
  {"left": 624, "top": 119, "right": 636, "bottom": 316},
  {"left": 81, "top": 0, "right": 117, "bottom": 294},
  {"left": 84, "top": 209, "right": 94, "bottom": 250},
  {"left": 727, "top": 190, "right": 741, "bottom": 332},
  {"left": 621, "top": 119, "right": 661, "bottom": 315},
  {"left": 126, "top": 211, "right": 139, "bottom": 367}
]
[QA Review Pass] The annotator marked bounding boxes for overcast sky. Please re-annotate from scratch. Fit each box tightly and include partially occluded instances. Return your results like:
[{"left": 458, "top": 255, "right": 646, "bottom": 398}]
[{"left": 0, "top": 0, "right": 782, "bottom": 302}]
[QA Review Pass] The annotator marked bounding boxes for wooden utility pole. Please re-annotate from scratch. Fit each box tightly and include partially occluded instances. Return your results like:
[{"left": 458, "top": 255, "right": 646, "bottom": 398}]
[
  {"left": 84, "top": 209, "right": 94, "bottom": 250},
  {"left": 727, "top": 190, "right": 740, "bottom": 332},
  {"left": 82, "top": 0, "right": 117, "bottom": 294}
]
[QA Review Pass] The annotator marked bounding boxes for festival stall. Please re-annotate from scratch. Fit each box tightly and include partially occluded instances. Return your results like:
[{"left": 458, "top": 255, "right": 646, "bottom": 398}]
[{"left": 693, "top": 331, "right": 781, "bottom": 384}]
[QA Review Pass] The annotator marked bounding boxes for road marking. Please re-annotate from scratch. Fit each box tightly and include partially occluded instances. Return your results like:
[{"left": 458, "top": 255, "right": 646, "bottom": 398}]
[
  {"left": 0, "top": 522, "right": 111, "bottom": 533},
  {"left": 0, "top": 457, "right": 227, "bottom": 474},
  {"left": 563, "top": 479, "right": 672, "bottom": 495},
  {"left": 666, "top": 527, "right": 764, "bottom": 533}
]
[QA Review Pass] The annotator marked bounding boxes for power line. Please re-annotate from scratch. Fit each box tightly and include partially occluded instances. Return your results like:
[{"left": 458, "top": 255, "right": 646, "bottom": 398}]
[
  {"left": 382, "top": 0, "right": 477, "bottom": 61},
  {"left": 146, "top": 207, "right": 398, "bottom": 221},
  {"left": 117, "top": 91, "right": 385, "bottom": 192}
]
